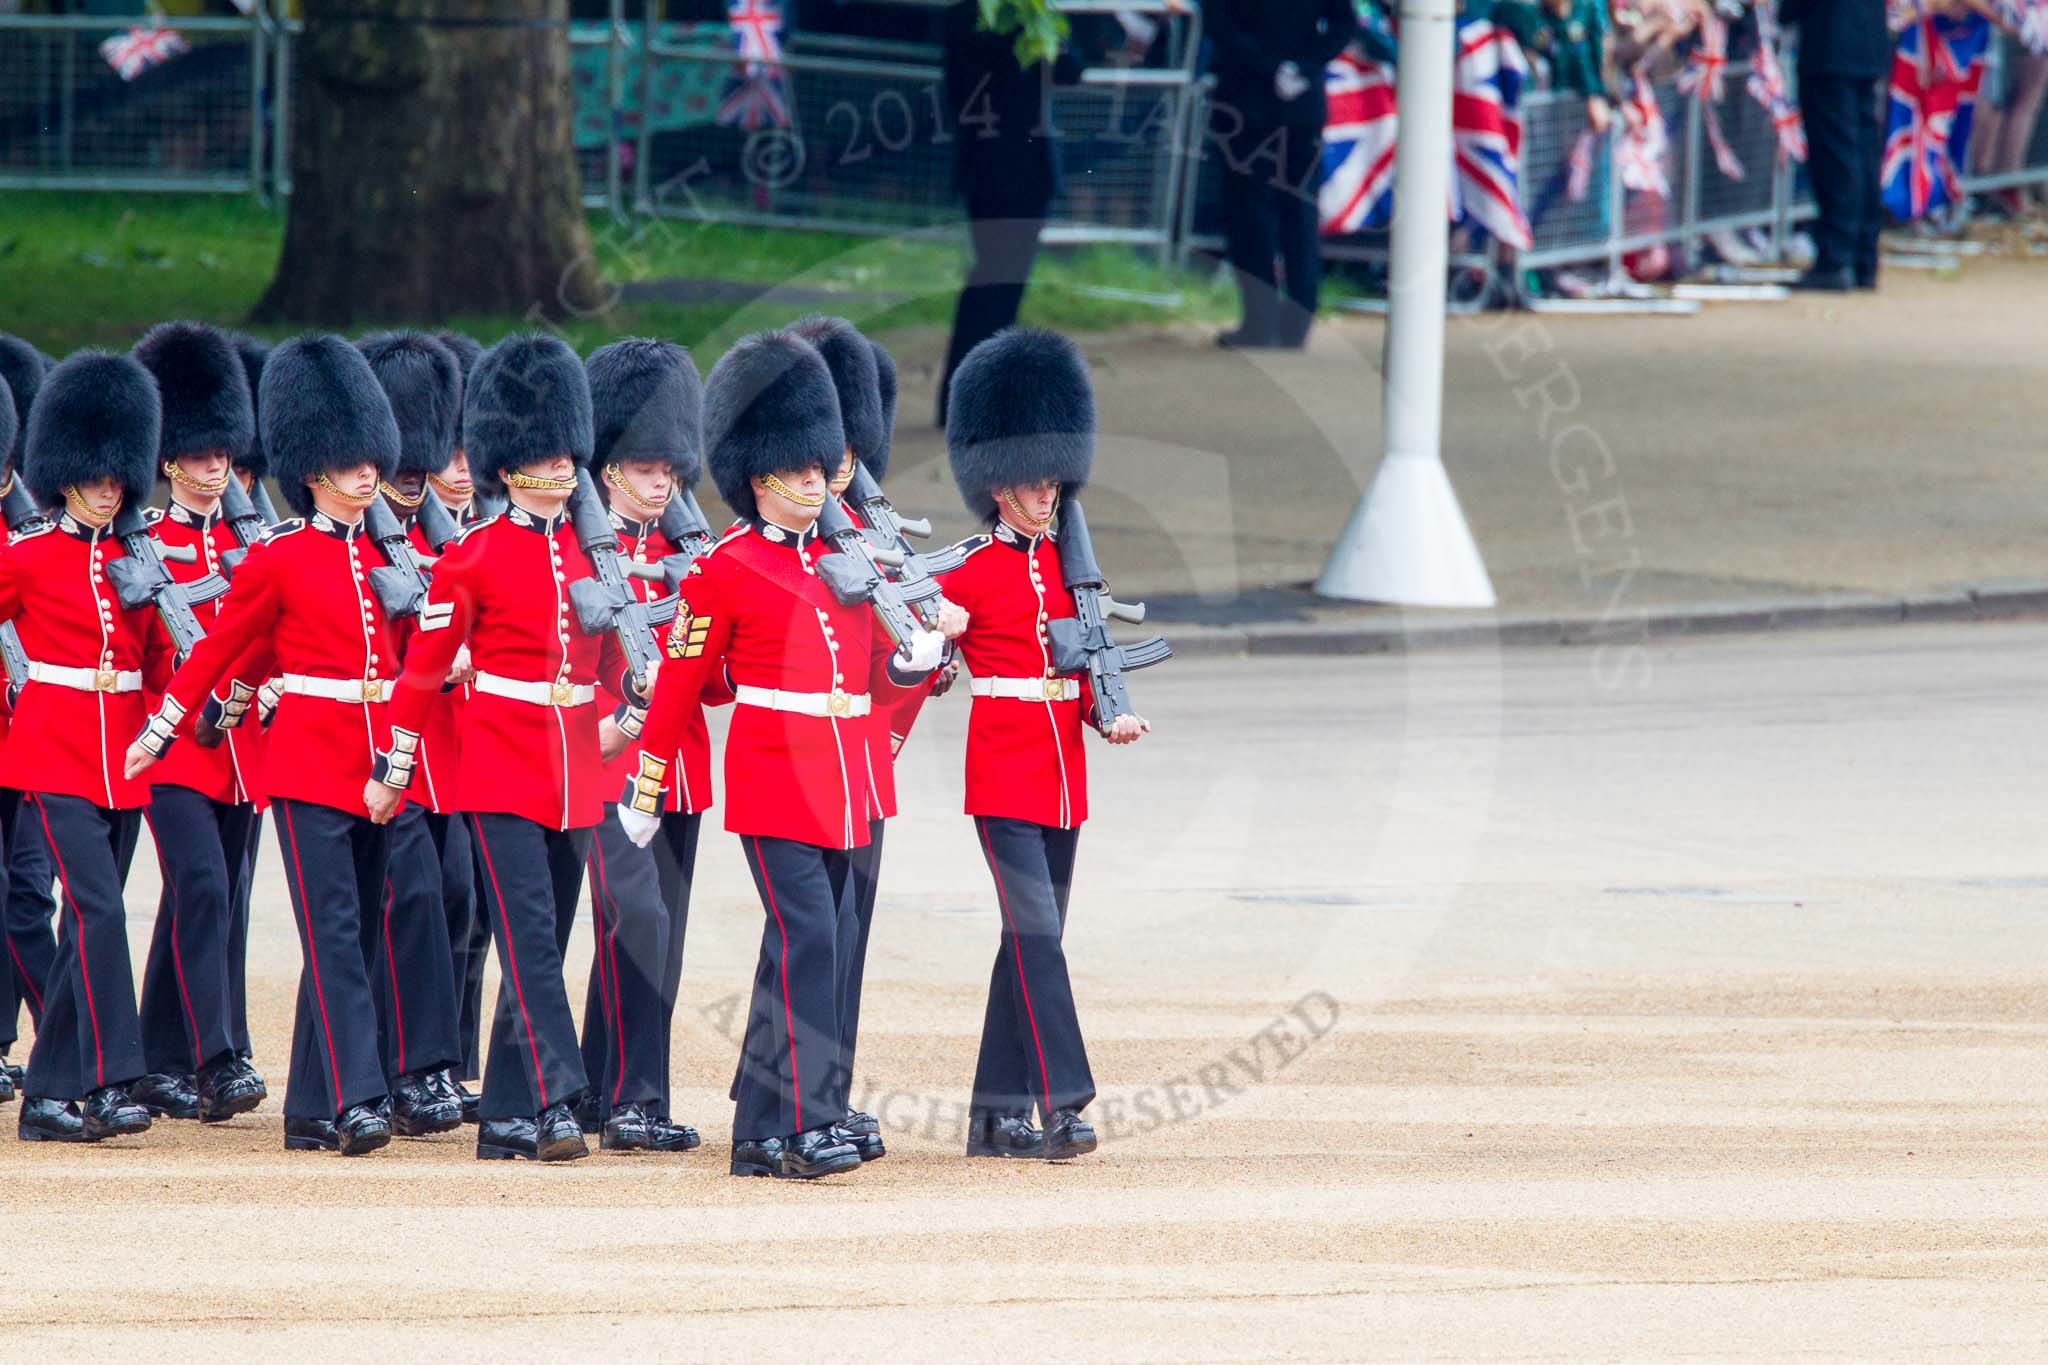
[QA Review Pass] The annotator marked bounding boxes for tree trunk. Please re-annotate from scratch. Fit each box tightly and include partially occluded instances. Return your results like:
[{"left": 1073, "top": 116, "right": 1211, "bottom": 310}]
[{"left": 252, "top": 0, "right": 607, "bottom": 326}]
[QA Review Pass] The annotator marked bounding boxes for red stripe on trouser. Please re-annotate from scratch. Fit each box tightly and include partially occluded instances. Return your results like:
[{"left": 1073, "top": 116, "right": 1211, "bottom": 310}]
[
  {"left": 749, "top": 836, "right": 802, "bottom": 1134},
  {"left": 472, "top": 823, "right": 548, "bottom": 1109},
  {"left": 143, "top": 809, "right": 204, "bottom": 1069},
  {"left": 381, "top": 880, "right": 406, "bottom": 1074},
  {"left": 35, "top": 796, "right": 106, "bottom": 1089},
  {"left": 977, "top": 817, "right": 1056, "bottom": 1118},
  {"left": 6, "top": 934, "right": 41, "bottom": 1014},
  {"left": 278, "top": 803, "right": 346, "bottom": 1110},
  {"left": 588, "top": 845, "right": 629, "bottom": 1107}
]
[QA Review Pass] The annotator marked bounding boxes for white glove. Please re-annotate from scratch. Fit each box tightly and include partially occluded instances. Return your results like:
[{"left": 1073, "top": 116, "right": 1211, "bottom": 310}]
[
  {"left": 617, "top": 802, "right": 660, "bottom": 849},
  {"left": 1275, "top": 60, "right": 1310, "bottom": 101},
  {"left": 896, "top": 628, "right": 946, "bottom": 674}
]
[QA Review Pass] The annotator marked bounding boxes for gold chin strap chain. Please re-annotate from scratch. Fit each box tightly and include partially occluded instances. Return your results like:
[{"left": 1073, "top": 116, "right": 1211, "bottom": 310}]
[
  {"left": 604, "top": 462, "right": 669, "bottom": 514},
  {"left": 428, "top": 472, "right": 472, "bottom": 502},
  {"left": 315, "top": 471, "right": 377, "bottom": 507},
  {"left": 761, "top": 472, "right": 824, "bottom": 508},
  {"left": 0, "top": 471, "right": 14, "bottom": 496},
  {"left": 162, "top": 460, "right": 230, "bottom": 495},
  {"left": 506, "top": 468, "right": 578, "bottom": 491},
  {"left": 63, "top": 486, "right": 114, "bottom": 527},
  {"left": 829, "top": 450, "right": 856, "bottom": 495},
  {"left": 1002, "top": 486, "right": 1058, "bottom": 530},
  {"left": 378, "top": 479, "right": 426, "bottom": 510}
]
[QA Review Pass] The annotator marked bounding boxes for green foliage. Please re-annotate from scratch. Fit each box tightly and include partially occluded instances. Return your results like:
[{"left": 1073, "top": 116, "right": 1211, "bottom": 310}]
[{"left": 976, "top": 0, "right": 1070, "bottom": 69}]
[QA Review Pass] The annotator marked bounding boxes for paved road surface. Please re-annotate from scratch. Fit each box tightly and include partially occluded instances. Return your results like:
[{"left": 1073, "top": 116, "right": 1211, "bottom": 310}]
[{"left": 5, "top": 622, "right": 2046, "bottom": 1359}]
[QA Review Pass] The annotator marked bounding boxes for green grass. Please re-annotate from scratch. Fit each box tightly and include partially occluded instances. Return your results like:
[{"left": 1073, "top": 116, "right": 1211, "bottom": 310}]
[{"left": 0, "top": 191, "right": 1235, "bottom": 357}]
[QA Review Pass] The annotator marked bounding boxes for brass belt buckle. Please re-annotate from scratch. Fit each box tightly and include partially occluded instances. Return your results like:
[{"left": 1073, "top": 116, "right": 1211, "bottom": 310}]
[
  {"left": 826, "top": 689, "right": 851, "bottom": 718},
  {"left": 550, "top": 681, "right": 575, "bottom": 706},
  {"left": 1042, "top": 677, "right": 1066, "bottom": 701},
  {"left": 360, "top": 679, "right": 386, "bottom": 703},
  {"left": 93, "top": 669, "right": 118, "bottom": 692}
]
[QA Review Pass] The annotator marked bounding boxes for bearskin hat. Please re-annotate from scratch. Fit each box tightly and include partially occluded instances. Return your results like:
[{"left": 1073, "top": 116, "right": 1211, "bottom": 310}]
[
  {"left": 260, "top": 334, "right": 401, "bottom": 518},
  {"left": 225, "top": 333, "right": 270, "bottom": 475},
  {"left": 131, "top": 321, "right": 256, "bottom": 477},
  {"left": 0, "top": 333, "right": 45, "bottom": 477},
  {"left": 357, "top": 331, "right": 461, "bottom": 478},
  {"left": 789, "top": 316, "right": 883, "bottom": 475},
  {"left": 586, "top": 338, "right": 704, "bottom": 488},
  {"left": 437, "top": 331, "right": 484, "bottom": 450},
  {"left": 0, "top": 374, "right": 15, "bottom": 482},
  {"left": 22, "top": 351, "right": 161, "bottom": 512},
  {"left": 702, "top": 330, "right": 843, "bottom": 521},
  {"left": 945, "top": 327, "right": 1095, "bottom": 522},
  {"left": 464, "top": 333, "right": 593, "bottom": 487},
  {"left": 868, "top": 338, "right": 898, "bottom": 481}
]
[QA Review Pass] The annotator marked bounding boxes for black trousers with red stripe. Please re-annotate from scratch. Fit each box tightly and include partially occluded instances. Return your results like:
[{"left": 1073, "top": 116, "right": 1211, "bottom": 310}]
[
  {"left": 456, "top": 825, "right": 494, "bottom": 1084},
  {"left": 422, "top": 810, "right": 477, "bottom": 1078},
  {"left": 228, "top": 810, "right": 262, "bottom": 1059},
  {"left": 137, "top": 785, "right": 256, "bottom": 1076},
  {"left": 1, "top": 787, "right": 57, "bottom": 1047},
  {"left": 649, "top": 811, "right": 700, "bottom": 1120},
  {"left": 581, "top": 806, "right": 671, "bottom": 1114},
  {"left": 734, "top": 834, "right": 852, "bottom": 1142},
  {"left": 272, "top": 798, "right": 390, "bottom": 1121},
  {"left": 22, "top": 794, "right": 143, "bottom": 1101},
  {"left": 970, "top": 816, "right": 1094, "bottom": 1122},
  {"left": 468, "top": 812, "right": 590, "bottom": 1122},
  {"left": 831, "top": 816, "right": 886, "bottom": 1117},
  {"left": 366, "top": 804, "right": 463, "bottom": 1082}
]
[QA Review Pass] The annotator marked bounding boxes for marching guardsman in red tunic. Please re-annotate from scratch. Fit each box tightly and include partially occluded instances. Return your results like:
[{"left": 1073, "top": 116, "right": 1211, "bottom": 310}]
[
  {"left": 576, "top": 338, "right": 710, "bottom": 1154},
  {"left": 8, "top": 351, "right": 176, "bottom": 1143},
  {"left": 128, "top": 334, "right": 407, "bottom": 1157},
  {"left": 354, "top": 331, "right": 470, "bottom": 1136},
  {"left": 939, "top": 328, "right": 1149, "bottom": 1161},
  {"left": 369, "top": 333, "right": 628, "bottom": 1164},
  {"left": 608, "top": 330, "right": 948, "bottom": 1179},
  {"left": 126, "top": 321, "right": 269, "bottom": 1127}
]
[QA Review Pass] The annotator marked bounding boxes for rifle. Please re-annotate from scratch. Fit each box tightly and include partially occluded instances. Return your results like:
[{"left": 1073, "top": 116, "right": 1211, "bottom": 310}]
[
  {"left": 640, "top": 486, "right": 718, "bottom": 591},
  {"left": 362, "top": 498, "right": 435, "bottom": 624},
  {"left": 472, "top": 486, "right": 508, "bottom": 522},
  {"left": 844, "top": 462, "right": 970, "bottom": 625},
  {"left": 216, "top": 479, "right": 273, "bottom": 575},
  {"left": 107, "top": 504, "right": 231, "bottom": 664},
  {"left": 566, "top": 470, "right": 679, "bottom": 703},
  {"left": 1043, "top": 499, "right": 1171, "bottom": 735},
  {"left": 814, "top": 493, "right": 937, "bottom": 655},
  {"left": 413, "top": 491, "right": 462, "bottom": 555},
  {"left": 249, "top": 478, "right": 283, "bottom": 528},
  {"left": 0, "top": 476, "right": 48, "bottom": 701}
]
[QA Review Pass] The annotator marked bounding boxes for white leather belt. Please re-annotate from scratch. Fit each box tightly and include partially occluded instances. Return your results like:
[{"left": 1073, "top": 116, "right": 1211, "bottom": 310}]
[
  {"left": 280, "top": 673, "right": 389, "bottom": 703},
  {"left": 472, "top": 671, "right": 595, "bottom": 707},
  {"left": 733, "top": 684, "right": 871, "bottom": 718},
  {"left": 26, "top": 662, "right": 142, "bottom": 694},
  {"left": 971, "top": 675, "right": 1080, "bottom": 702}
]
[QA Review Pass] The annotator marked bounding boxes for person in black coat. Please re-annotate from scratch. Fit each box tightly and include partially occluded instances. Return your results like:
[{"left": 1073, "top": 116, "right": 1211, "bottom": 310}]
[
  {"left": 936, "top": 3, "right": 1084, "bottom": 425},
  {"left": 1784, "top": 0, "right": 1891, "bottom": 289},
  {"left": 1202, "top": 0, "right": 1357, "bottom": 347}
]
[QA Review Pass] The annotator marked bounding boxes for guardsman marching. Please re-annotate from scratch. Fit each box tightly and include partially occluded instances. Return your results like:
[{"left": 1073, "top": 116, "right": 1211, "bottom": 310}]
[
  {"left": 128, "top": 334, "right": 407, "bottom": 1157},
  {"left": 126, "top": 321, "right": 269, "bottom": 1127},
  {"left": 0, "top": 334, "right": 50, "bottom": 1100},
  {"left": 355, "top": 331, "right": 470, "bottom": 1137},
  {"left": 8, "top": 351, "right": 174, "bottom": 1143},
  {"left": 370, "top": 333, "right": 624, "bottom": 1164},
  {"left": 939, "top": 328, "right": 1148, "bottom": 1160},
  {"left": 576, "top": 338, "right": 711, "bottom": 1154},
  {"left": 606, "top": 330, "right": 947, "bottom": 1179}
]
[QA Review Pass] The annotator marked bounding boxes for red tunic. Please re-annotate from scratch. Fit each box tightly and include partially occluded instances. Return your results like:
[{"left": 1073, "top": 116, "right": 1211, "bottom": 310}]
[
  {"left": 159, "top": 513, "right": 403, "bottom": 817},
  {"left": 596, "top": 510, "right": 716, "bottom": 816},
  {"left": 0, "top": 516, "right": 176, "bottom": 809},
  {"left": 633, "top": 520, "right": 919, "bottom": 851},
  {"left": 388, "top": 506, "right": 628, "bottom": 832},
  {"left": 143, "top": 501, "right": 264, "bottom": 808},
  {"left": 934, "top": 526, "right": 1092, "bottom": 829},
  {"left": 836, "top": 502, "right": 899, "bottom": 823},
  {"left": 403, "top": 519, "right": 463, "bottom": 815}
]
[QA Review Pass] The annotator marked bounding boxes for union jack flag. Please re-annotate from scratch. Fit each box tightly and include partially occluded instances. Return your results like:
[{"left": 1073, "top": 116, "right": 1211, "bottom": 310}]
[
  {"left": 717, "top": 0, "right": 792, "bottom": 131},
  {"left": 99, "top": 26, "right": 187, "bottom": 82},
  {"left": 1450, "top": 18, "right": 1531, "bottom": 250},
  {"left": 1318, "top": 51, "right": 1398, "bottom": 235},
  {"left": 1617, "top": 73, "right": 1671, "bottom": 202},
  {"left": 1881, "top": 13, "right": 1989, "bottom": 222},
  {"left": 1746, "top": 0, "right": 1807, "bottom": 164}
]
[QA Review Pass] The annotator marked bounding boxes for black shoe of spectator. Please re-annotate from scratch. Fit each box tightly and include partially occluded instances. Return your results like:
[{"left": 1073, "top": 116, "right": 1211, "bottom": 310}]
[{"left": 1792, "top": 265, "right": 1854, "bottom": 292}]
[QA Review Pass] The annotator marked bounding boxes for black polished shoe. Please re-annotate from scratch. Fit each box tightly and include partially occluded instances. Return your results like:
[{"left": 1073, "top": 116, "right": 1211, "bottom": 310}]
[
  {"left": 476, "top": 1116, "right": 537, "bottom": 1160},
  {"left": 0, "top": 1065, "right": 14, "bottom": 1104},
  {"left": 829, "top": 1110, "right": 885, "bottom": 1162},
  {"left": 81, "top": 1085, "right": 152, "bottom": 1140},
  {"left": 646, "top": 1115, "right": 702, "bottom": 1153},
  {"left": 571, "top": 1090, "right": 601, "bottom": 1135},
  {"left": 966, "top": 1111, "right": 1046, "bottom": 1158},
  {"left": 1792, "top": 264, "right": 1854, "bottom": 292},
  {"left": 130, "top": 1071, "right": 199, "bottom": 1119},
  {"left": 283, "top": 1116, "right": 340, "bottom": 1153},
  {"left": 439, "top": 1071, "right": 481, "bottom": 1124},
  {"left": 196, "top": 1055, "right": 266, "bottom": 1123},
  {"left": 233, "top": 1057, "right": 268, "bottom": 1104},
  {"left": 390, "top": 1070, "right": 463, "bottom": 1136},
  {"left": 335, "top": 1101, "right": 392, "bottom": 1156},
  {"left": 1, "top": 1060, "right": 24, "bottom": 1094},
  {"left": 731, "top": 1126, "right": 861, "bottom": 1179},
  {"left": 18, "top": 1096, "right": 85, "bottom": 1142},
  {"left": 535, "top": 1102, "right": 590, "bottom": 1162},
  {"left": 1042, "top": 1107, "right": 1097, "bottom": 1160},
  {"left": 600, "top": 1101, "right": 653, "bottom": 1152}
]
